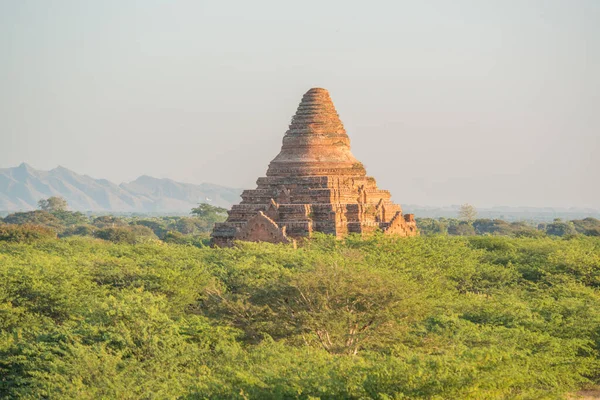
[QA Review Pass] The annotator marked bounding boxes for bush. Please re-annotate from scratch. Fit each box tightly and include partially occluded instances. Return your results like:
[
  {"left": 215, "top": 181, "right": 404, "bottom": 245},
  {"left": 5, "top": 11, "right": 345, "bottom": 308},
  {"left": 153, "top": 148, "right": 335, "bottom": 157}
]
[
  {"left": 415, "top": 218, "right": 448, "bottom": 235},
  {"left": 94, "top": 226, "right": 137, "bottom": 244},
  {"left": 92, "top": 216, "right": 127, "bottom": 228},
  {"left": 0, "top": 224, "right": 57, "bottom": 243},
  {"left": 545, "top": 219, "right": 577, "bottom": 237},
  {"left": 473, "top": 219, "right": 513, "bottom": 235},
  {"left": 51, "top": 210, "right": 88, "bottom": 226},
  {"left": 514, "top": 227, "right": 546, "bottom": 238},
  {"left": 2, "top": 210, "right": 63, "bottom": 230},
  {"left": 131, "top": 220, "right": 168, "bottom": 238},
  {"left": 448, "top": 221, "right": 475, "bottom": 236},
  {"left": 163, "top": 231, "right": 209, "bottom": 247},
  {"left": 59, "top": 224, "right": 96, "bottom": 238},
  {"left": 129, "top": 225, "right": 159, "bottom": 241},
  {"left": 586, "top": 227, "right": 600, "bottom": 237},
  {"left": 572, "top": 218, "right": 600, "bottom": 236}
]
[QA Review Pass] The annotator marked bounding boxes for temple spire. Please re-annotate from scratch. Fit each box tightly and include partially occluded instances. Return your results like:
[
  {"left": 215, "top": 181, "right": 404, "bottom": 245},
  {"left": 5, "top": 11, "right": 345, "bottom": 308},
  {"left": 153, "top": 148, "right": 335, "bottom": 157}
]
[
  {"left": 285, "top": 88, "right": 346, "bottom": 137},
  {"left": 266, "top": 88, "right": 362, "bottom": 177}
]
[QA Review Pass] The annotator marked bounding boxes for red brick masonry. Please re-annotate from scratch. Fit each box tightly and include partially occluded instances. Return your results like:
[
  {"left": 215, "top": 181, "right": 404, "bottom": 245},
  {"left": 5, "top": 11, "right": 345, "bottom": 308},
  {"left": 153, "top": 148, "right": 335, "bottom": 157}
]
[{"left": 211, "top": 88, "right": 418, "bottom": 246}]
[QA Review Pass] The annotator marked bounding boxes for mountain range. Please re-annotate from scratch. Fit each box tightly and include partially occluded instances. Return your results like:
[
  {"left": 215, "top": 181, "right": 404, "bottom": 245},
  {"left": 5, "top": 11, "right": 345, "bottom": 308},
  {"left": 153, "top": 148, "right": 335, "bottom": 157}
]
[
  {"left": 0, "top": 163, "right": 242, "bottom": 213},
  {"left": 2, "top": 163, "right": 598, "bottom": 221}
]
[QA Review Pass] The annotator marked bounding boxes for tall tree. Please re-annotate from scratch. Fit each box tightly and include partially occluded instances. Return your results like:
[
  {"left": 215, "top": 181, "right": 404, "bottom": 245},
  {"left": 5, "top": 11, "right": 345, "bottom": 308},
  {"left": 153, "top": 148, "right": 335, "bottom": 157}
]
[
  {"left": 38, "top": 196, "right": 68, "bottom": 212},
  {"left": 458, "top": 203, "right": 477, "bottom": 223},
  {"left": 191, "top": 203, "right": 228, "bottom": 223}
]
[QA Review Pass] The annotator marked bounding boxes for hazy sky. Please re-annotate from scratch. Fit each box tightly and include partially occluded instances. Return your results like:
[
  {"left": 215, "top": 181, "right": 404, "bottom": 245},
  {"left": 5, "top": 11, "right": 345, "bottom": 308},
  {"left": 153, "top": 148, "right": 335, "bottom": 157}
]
[{"left": 1, "top": 0, "right": 598, "bottom": 208}]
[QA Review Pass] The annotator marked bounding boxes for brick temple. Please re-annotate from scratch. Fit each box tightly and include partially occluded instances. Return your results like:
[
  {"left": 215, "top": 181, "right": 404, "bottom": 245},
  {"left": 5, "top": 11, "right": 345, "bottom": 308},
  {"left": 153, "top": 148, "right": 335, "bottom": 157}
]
[{"left": 211, "top": 88, "right": 417, "bottom": 246}]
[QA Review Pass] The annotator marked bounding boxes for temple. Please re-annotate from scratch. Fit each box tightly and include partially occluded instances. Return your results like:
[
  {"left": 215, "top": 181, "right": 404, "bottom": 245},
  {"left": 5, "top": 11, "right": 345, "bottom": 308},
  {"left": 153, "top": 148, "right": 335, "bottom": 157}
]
[{"left": 211, "top": 88, "right": 417, "bottom": 246}]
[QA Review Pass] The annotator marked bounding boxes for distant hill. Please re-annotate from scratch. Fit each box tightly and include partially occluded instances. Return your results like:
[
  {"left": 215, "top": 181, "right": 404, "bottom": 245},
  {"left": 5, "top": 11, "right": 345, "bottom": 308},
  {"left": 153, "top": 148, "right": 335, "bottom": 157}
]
[
  {"left": 0, "top": 163, "right": 242, "bottom": 212},
  {"left": 3, "top": 163, "right": 598, "bottom": 220}
]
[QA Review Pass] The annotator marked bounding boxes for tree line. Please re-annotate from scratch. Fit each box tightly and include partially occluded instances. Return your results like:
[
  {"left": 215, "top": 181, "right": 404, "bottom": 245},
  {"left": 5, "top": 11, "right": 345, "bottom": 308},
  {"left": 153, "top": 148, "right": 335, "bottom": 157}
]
[
  {"left": 0, "top": 197, "right": 228, "bottom": 245},
  {"left": 1, "top": 198, "right": 598, "bottom": 246}
]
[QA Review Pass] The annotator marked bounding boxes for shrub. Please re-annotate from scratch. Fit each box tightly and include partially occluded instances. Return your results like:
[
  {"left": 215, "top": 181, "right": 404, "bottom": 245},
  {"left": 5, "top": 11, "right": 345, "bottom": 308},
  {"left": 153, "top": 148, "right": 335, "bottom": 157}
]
[
  {"left": 94, "top": 226, "right": 136, "bottom": 244},
  {"left": 129, "top": 225, "right": 159, "bottom": 241},
  {"left": 448, "top": 221, "right": 475, "bottom": 236},
  {"left": 572, "top": 218, "right": 600, "bottom": 236},
  {"left": 586, "top": 227, "right": 600, "bottom": 237},
  {"left": 131, "top": 220, "right": 169, "bottom": 238},
  {"left": 514, "top": 228, "right": 546, "bottom": 238},
  {"left": 473, "top": 219, "right": 513, "bottom": 235},
  {"left": 92, "top": 216, "right": 127, "bottom": 228},
  {"left": 0, "top": 224, "right": 57, "bottom": 243},
  {"left": 59, "top": 224, "right": 96, "bottom": 238},
  {"left": 2, "top": 210, "right": 63, "bottom": 230},
  {"left": 545, "top": 219, "right": 577, "bottom": 237},
  {"left": 163, "top": 231, "right": 209, "bottom": 247},
  {"left": 51, "top": 210, "right": 89, "bottom": 226}
]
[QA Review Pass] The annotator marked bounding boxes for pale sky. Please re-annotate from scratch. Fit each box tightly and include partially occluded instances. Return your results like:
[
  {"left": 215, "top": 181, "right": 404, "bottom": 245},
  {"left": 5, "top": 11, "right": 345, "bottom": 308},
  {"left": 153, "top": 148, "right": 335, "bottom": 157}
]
[{"left": 1, "top": 0, "right": 598, "bottom": 208}]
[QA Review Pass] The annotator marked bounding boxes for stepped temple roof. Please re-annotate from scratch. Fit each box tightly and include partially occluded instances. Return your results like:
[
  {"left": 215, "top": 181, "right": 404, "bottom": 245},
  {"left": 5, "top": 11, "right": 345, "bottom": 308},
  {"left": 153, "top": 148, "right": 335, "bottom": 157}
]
[
  {"left": 211, "top": 88, "right": 417, "bottom": 246},
  {"left": 267, "top": 88, "right": 361, "bottom": 177}
]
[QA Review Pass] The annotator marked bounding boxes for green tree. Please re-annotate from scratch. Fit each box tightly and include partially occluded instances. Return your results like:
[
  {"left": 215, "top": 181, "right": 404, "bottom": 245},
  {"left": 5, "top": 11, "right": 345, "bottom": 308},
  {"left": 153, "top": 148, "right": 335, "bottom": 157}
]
[
  {"left": 60, "top": 224, "right": 96, "bottom": 238},
  {"left": 545, "top": 219, "right": 577, "bottom": 237},
  {"left": 51, "top": 210, "right": 88, "bottom": 226},
  {"left": 473, "top": 219, "right": 513, "bottom": 235},
  {"left": 131, "top": 219, "right": 169, "bottom": 238},
  {"left": 130, "top": 225, "right": 158, "bottom": 241},
  {"left": 163, "top": 231, "right": 209, "bottom": 247},
  {"left": 175, "top": 217, "right": 200, "bottom": 235},
  {"left": 448, "top": 221, "right": 476, "bottom": 236},
  {"left": 190, "top": 203, "right": 228, "bottom": 222},
  {"left": 38, "top": 196, "right": 68, "bottom": 212},
  {"left": 93, "top": 215, "right": 126, "bottom": 228},
  {"left": 0, "top": 224, "right": 57, "bottom": 243},
  {"left": 2, "top": 210, "right": 64, "bottom": 230},
  {"left": 416, "top": 218, "right": 448, "bottom": 235},
  {"left": 203, "top": 262, "right": 423, "bottom": 355},
  {"left": 94, "top": 226, "right": 137, "bottom": 244},
  {"left": 571, "top": 217, "right": 600, "bottom": 236}
]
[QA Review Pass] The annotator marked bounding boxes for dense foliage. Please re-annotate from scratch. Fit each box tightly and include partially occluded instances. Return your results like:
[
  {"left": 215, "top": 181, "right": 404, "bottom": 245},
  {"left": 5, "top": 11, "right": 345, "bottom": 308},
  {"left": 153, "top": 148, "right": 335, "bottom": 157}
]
[
  {"left": 0, "top": 204, "right": 224, "bottom": 246},
  {"left": 416, "top": 217, "right": 600, "bottom": 237},
  {"left": 1, "top": 233, "right": 600, "bottom": 398},
  {"left": 2, "top": 208, "right": 600, "bottom": 250},
  {"left": 0, "top": 224, "right": 57, "bottom": 243}
]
